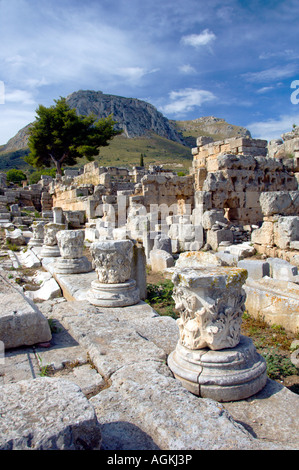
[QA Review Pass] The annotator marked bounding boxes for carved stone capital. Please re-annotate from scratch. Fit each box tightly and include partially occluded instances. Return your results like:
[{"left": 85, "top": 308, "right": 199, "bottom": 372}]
[{"left": 171, "top": 267, "right": 248, "bottom": 351}]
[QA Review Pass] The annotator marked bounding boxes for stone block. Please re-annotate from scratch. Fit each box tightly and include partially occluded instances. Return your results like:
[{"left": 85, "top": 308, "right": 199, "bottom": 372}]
[
  {"left": 244, "top": 277, "right": 299, "bottom": 332},
  {"left": 227, "top": 242, "right": 256, "bottom": 258},
  {"left": 206, "top": 229, "right": 234, "bottom": 251},
  {"left": 0, "top": 275, "right": 52, "bottom": 349},
  {"left": 251, "top": 221, "right": 274, "bottom": 246},
  {"left": 202, "top": 209, "right": 227, "bottom": 230},
  {"left": 260, "top": 192, "right": 293, "bottom": 216},
  {"left": 150, "top": 249, "right": 174, "bottom": 272},
  {"left": 5, "top": 228, "right": 26, "bottom": 246},
  {"left": 26, "top": 277, "right": 62, "bottom": 302},
  {"left": 0, "top": 378, "right": 102, "bottom": 450},
  {"left": 273, "top": 216, "right": 299, "bottom": 249},
  {"left": 176, "top": 250, "right": 223, "bottom": 268},
  {"left": 154, "top": 234, "right": 172, "bottom": 254},
  {"left": 267, "top": 258, "right": 298, "bottom": 280},
  {"left": 237, "top": 259, "right": 270, "bottom": 280}
]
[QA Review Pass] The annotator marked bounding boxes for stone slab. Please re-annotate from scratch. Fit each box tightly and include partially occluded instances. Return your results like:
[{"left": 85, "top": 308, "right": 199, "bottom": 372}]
[
  {"left": 237, "top": 259, "right": 270, "bottom": 280},
  {"left": 90, "top": 360, "right": 287, "bottom": 450},
  {"left": 224, "top": 379, "right": 299, "bottom": 448},
  {"left": 244, "top": 277, "right": 299, "bottom": 332},
  {"left": 0, "top": 271, "right": 52, "bottom": 349},
  {"left": 0, "top": 377, "right": 102, "bottom": 450}
]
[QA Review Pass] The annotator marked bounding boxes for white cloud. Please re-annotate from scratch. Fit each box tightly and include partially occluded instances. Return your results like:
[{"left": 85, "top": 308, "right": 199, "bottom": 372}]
[
  {"left": 256, "top": 86, "right": 275, "bottom": 94},
  {"left": 160, "top": 88, "right": 216, "bottom": 115},
  {"left": 181, "top": 29, "right": 216, "bottom": 48},
  {"left": 115, "top": 67, "right": 159, "bottom": 82},
  {"left": 247, "top": 113, "right": 299, "bottom": 141},
  {"left": 4, "top": 89, "right": 36, "bottom": 105},
  {"left": 178, "top": 64, "right": 196, "bottom": 74},
  {"left": 243, "top": 64, "right": 297, "bottom": 83}
]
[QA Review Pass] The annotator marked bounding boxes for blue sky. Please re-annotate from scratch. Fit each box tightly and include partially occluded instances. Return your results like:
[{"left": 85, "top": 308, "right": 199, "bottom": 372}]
[{"left": 1, "top": 0, "right": 299, "bottom": 145}]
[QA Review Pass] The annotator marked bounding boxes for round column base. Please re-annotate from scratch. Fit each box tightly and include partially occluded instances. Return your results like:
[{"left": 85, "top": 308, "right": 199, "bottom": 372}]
[
  {"left": 40, "top": 245, "right": 61, "bottom": 258},
  {"left": 87, "top": 279, "right": 140, "bottom": 307},
  {"left": 28, "top": 238, "right": 44, "bottom": 247},
  {"left": 168, "top": 335, "right": 267, "bottom": 402},
  {"left": 54, "top": 256, "right": 92, "bottom": 274}
]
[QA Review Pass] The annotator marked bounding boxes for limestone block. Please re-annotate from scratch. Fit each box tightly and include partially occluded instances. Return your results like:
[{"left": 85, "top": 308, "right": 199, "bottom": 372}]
[
  {"left": 259, "top": 192, "right": 294, "bottom": 216},
  {"left": 130, "top": 243, "right": 147, "bottom": 301},
  {"left": 206, "top": 228, "right": 234, "bottom": 251},
  {"left": 290, "top": 241, "right": 299, "bottom": 250},
  {"left": 171, "top": 239, "right": 180, "bottom": 254},
  {"left": 150, "top": 249, "right": 174, "bottom": 272},
  {"left": 202, "top": 209, "right": 227, "bottom": 230},
  {"left": 194, "top": 191, "right": 212, "bottom": 210},
  {"left": 84, "top": 227, "right": 99, "bottom": 242},
  {"left": 16, "top": 248, "right": 41, "bottom": 268},
  {"left": 245, "top": 191, "right": 261, "bottom": 209},
  {"left": 26, "top": 277, "right": 62, "bottom": 302},
  {"left": 143, "top": 231, "right": 157, "bottom": 260},
  {"left": 273, "top": 216, "right": 299, "bottom": 249},
  {"left": 226, "top": 242, "right": 256, "bottom": 258},
  {"left": 0, "top": 378, "right": 102, "bottom": 450},
  {"left": 0, "top": 276, "right": 51, "bottom": 349},
  {"left": 237, "top": 259, "right": 270, "bottom": 280},
  {"left": 267, "top": 257, "right": 298, "bottom": 281},
  {"left": 168, "top": 223, "right": 179, "bottom": 240},
  {"left": 5, "top": 228, "right": 26, "bottom": 246},
  {"left": 53, "top": 206, "right": 65, "bottom": 224},
  {"left": 154, "top": 234, "right": 172, "bottom": 254},
  {"left": 215, "top": 251, "right": 241, "bottom": 266},
  {"left": 90, "top": 360, "right": 278, "bottom": 450},
  {"left": 176, "top": 250, "right": 223, "bottom": 268},
  {"left": 244, "top": 277, "right": 299, "bottom": 332},
  {"left": 251, "top": 221, "right": 274, "bottom": 246},
  {"left": 178, "top": 224, "right": 195, "bottom": 242}
]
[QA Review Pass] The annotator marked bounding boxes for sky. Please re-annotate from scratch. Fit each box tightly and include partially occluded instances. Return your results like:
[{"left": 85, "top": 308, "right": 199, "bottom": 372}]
[{"left": 1, "top": 0, "right": 299, "bottom": 145}]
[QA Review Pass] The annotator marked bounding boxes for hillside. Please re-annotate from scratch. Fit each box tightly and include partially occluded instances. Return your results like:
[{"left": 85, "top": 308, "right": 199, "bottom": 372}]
[
  {"left": 0, "top": 91, "right": 251, "bottom": 172},
  {"left": 172, "top": 116, "right": 251, "bottom": 148}
]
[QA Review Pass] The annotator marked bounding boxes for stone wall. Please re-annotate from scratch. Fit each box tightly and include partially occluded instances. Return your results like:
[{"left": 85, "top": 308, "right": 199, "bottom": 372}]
[
  {"left": 141, "top": 174, "right": 195, "bottom": 212},
  {"left": 191, "top": 137, "right": 298, "bottom": 226},
  {"left": 252, "top": 191, "right": 299, "bottom": 263}
]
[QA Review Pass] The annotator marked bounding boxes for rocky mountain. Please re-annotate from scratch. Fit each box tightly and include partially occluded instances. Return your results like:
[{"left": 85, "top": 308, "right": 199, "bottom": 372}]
[{"left": 66, "top": 90, "right": 186, "bottom": 144}]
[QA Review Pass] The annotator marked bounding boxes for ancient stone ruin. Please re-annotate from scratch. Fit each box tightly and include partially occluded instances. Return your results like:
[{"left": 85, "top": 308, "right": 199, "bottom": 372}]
[{"left": 0, "top": 135, "right": 298, "bottom": 450}]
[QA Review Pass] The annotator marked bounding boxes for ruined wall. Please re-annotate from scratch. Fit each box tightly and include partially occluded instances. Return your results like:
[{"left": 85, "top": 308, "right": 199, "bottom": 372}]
[
  {"left": 141, "top": 174, "right": 195, "bottom": 213},
  {"left": 252, "top": 191, "right": 299, "bottom": 263},
  {"left": 191, "top": 137, "right": 298, "bottom": 225}
]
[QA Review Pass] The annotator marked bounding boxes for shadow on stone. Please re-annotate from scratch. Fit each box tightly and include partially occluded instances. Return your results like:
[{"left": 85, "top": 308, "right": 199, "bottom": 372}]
[{"left": 100, "top": 421, "right": 161, "bottom": 450}]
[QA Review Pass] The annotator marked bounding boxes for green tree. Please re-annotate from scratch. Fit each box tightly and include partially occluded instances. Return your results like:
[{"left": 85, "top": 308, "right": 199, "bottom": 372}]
[
  {"left": 6, "top": 169, "right": 27, "bottom": 185},
  {"left": 25, "top": 97, "right": 122, "bottom": 175},
  {"left": 140, "top": 153, "right": 145, "bottom": 167}
]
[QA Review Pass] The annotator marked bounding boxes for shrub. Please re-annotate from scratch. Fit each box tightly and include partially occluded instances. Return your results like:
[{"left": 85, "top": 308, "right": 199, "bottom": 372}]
[
  {"left": 145, "top": 280, "right": 178, "bottom": 318},
  {"left": 6, "top": 169, "right": 27, "bottom": 185},
  {"left": 262, "top": 347, "right": 298, "bottom": 380}
]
